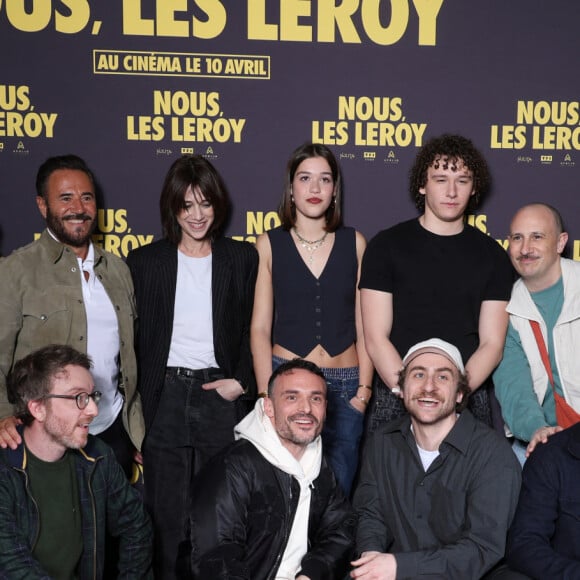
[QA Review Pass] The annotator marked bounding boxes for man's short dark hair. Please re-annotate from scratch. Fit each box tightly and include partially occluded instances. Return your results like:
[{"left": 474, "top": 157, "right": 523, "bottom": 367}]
[
  {"left": 36, "top": 155, "right": 95, "bottom": 198},
  {"left": 409, "top": 134, "right": 490, "bottom": 212},
  {"left": 267, "top": 358, "right": 327, "bottom": 397},
  {"left": 397, "top": 363, "right": 471, "bottom": 413},
  {"left": 8, "top": 345, "right": 92, "bottom": 426},
  {"left": 278, "top": 142, "right": 343, "bottom": 233},
  {"left": 159, "top": 155, "right": 230, "bottom": 245}
]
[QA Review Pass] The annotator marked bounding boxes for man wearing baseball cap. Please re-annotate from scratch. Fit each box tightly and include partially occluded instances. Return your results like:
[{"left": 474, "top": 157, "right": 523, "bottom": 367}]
[{"left": 351, "top": 338, "right": 522, "bottom": 580}]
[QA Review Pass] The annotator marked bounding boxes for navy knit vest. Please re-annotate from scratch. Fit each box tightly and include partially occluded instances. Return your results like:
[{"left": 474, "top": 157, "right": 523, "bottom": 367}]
[{"left": 269, "top": 226, "right": 357, "bottom": 357}]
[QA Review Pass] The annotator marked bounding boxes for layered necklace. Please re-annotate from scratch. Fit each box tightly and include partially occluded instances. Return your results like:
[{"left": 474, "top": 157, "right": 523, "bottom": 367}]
[{"left": 293, "top": 227, "right": 328, "bottom": 265}]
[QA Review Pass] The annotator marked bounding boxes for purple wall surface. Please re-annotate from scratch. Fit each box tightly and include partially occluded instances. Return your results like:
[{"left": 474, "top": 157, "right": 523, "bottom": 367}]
[{"left": 1, "top": 1, "right": 578, "bottom": 258}]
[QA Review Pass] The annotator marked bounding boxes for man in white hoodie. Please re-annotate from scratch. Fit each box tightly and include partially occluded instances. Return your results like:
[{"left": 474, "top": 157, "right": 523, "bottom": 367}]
[{"left": 189, "top": 358, "right": 355, "bottom": 580}]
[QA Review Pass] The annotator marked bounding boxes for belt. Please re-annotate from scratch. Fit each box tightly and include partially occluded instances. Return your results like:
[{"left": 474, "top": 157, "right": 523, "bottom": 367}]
[{"left": 166, "top": 366, "right": 223, "bottom": 381}]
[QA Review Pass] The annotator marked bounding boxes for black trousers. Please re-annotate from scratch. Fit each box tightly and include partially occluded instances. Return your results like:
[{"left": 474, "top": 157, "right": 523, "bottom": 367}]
[
  {"left": 144, "top": 367, "right": 238, "bottom": 580},
  {"left": 97, "top": 409, "right": 135, "bottom": 478},
  {"left": 96, "top": 409, "right": 137, "bottom": 578}
]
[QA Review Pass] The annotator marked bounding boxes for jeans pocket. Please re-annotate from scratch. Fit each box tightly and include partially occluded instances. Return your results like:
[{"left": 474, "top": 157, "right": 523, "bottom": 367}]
[{"left": 347, "top": 398, "right": 366, "bottom": 416}]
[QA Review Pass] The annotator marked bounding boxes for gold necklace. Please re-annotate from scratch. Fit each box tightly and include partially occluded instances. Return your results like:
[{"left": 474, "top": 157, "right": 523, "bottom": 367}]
[{"left": 293, "top": 228, "right": 329, "bottom": 264}]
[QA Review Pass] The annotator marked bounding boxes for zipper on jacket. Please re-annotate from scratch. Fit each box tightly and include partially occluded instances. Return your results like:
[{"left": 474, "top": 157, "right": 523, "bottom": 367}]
[
  {"left": 18, "top": 467, "right": 42, "bottom": 549},
  {"left": 87, "top": 456, "right": 103, "bottom": 580},
  {"left": 268, "top": 477, "right": 299, "bottom": 580}
]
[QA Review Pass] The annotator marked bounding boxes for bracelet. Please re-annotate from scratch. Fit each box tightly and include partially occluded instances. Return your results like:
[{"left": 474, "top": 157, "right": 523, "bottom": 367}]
[
  {"left": 235, "top": 379, "right": 248, "bottom": 395},
  {"left": 356, "top": 395, "right": 369, "bottom": 404},
  {"left": 257, "top": 392, "right": 268, "bottom": 399},
  {"left": 358, "top": 384, "right": 372, "bottom": 391}
]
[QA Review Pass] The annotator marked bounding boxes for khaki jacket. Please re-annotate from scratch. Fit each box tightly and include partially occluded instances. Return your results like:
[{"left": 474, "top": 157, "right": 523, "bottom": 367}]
[{"left": 0, "top": 230, "right": 145, "bottom": 449}]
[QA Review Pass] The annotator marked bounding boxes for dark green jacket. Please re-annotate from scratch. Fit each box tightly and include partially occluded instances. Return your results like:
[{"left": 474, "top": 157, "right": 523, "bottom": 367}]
[{"left": 0, "top": 430, "right": 153, "bottom": 579}]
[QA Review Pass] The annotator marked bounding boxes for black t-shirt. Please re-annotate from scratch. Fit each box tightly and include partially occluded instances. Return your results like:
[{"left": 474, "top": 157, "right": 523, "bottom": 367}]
[{"left": 360, "top": 218, "right": 515, "bottom": 361}]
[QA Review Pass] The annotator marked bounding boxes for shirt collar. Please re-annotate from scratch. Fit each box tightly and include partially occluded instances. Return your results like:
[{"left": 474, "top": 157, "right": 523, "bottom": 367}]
[{"left": 396, "top": 410, "right": 475, "bottom": 456}]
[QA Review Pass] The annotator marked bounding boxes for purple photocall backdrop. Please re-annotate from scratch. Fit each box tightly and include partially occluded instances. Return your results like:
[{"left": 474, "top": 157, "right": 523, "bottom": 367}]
[{"left": 1, "top": 1, "right": 578, "bottom": 259}]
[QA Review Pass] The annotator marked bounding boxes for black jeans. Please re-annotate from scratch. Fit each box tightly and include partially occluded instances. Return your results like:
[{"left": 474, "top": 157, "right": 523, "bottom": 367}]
[
  {"left": 97, "top": 409, "right": 135, "bottom": 479},
  {"left": 144, "top": 367, "right": 238, "bottom": 580},
  {"left": 96, "top": 410, "right": 136, "bottom": 578}
]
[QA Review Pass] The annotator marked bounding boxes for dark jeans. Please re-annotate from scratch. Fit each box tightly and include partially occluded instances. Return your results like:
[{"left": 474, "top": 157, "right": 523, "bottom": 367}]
[
  {"left": 96, "top": 410, "right": 136, "bottom": 578},
  {"left": 321, "top": 370, "right": 364, "bottom": 497},
  {"left": 97, "top": 409, "right": 135, "bottom": 479},
  {"left": 144, "top": 367, "right": 238, "bottom": 580}
]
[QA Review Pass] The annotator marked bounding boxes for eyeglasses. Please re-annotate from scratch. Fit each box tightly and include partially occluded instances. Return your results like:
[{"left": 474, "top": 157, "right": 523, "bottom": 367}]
[{"left": 42, "top": 391, "right": 102, "bottom": 410}]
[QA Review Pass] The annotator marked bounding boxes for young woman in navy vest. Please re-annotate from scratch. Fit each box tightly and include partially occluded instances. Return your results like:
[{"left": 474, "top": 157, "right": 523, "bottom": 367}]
[{"left": 251, "top": 142, "right": 373, "bottom": 495}]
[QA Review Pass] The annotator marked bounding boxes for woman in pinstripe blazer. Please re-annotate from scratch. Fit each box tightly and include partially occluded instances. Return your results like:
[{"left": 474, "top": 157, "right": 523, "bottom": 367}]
[{"left": 127, "top": 155, "right": 258, "bottom": 580}]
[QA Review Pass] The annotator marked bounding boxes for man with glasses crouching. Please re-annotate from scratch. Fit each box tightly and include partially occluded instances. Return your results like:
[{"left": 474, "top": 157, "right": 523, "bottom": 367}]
[{"left": 0, "top": 345, "right": 152, "bottom": 579}]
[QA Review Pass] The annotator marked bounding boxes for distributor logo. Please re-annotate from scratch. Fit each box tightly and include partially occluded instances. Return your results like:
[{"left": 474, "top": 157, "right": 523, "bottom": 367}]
[
  {"left": 560, "top": 154, "right": 575, "bottom": 167},
  {"left": 540, "top": 155, "right": 553, "bottom": 165},
  {"left": 203, "top": 146, "right": 218, "bottom": 160},
  {"left": 13, "top": 140, "right": 29, "bottom": 155},
  {"left": 384, "top": 149, "right": 400, "bottom": 165},
  {"left": 181, "top": 147, "right": 194, "bottom": 154},
  {"left": 363, "top": 151, "right": 376, "bottom": 160}
]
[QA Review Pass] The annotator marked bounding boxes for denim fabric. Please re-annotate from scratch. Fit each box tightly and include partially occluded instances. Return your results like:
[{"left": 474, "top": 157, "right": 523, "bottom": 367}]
[
  {"left": 511, "top": 438, "right": 528, "bottom": 467},
  {"left": 364, "top": 375, "right": 406, "bottom": 435},
  {"left": 272, "top": 356, "right": 364, "bottom": 496},
  {"left": 143, "top": 367, "right": 237, "bottom": 580}
]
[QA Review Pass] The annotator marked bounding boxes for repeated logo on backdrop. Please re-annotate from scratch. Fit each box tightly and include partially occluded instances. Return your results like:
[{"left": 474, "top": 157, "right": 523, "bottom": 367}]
[{"left": 1, "top": 0, "right": 578, "bottom": 259}]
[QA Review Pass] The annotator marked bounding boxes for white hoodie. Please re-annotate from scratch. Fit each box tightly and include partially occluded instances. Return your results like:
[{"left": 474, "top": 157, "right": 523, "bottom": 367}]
[{"left": 235, "top": 399, "right": 322, "bottom": 580}]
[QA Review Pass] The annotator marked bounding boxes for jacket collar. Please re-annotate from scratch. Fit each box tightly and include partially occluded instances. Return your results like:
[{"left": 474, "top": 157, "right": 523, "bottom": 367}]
[
  {"left": 4, "top": 424, "right": 103, "bottom": 469},
  {"left": 40, "top": 229, "right": 106, "bottom": 268},
  {"left": 508, "top": 258, "right": 580, "bottom": 322}
]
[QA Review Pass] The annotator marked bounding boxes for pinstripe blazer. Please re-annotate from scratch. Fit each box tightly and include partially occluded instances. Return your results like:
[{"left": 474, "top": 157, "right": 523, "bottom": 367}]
[{"left": 126, "top": 237, "right": 258, "bottom": 430}]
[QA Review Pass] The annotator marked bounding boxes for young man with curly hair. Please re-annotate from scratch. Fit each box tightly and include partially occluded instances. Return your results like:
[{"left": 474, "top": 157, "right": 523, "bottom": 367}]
[{"left": 360, "top": 134, "right": 514, "bottom": 433}]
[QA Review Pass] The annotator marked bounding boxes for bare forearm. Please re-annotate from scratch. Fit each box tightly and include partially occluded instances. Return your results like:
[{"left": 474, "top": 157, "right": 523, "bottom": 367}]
[
  {"left": 468, "top": 300, "right": 509, "bottom": 390},
  {"left": 250, "top": 330, "right": 273, "bottom": 394},
  {"left": 465, "top": 342, "right": 504, "bottom": 391},
  {"left": 365, "top": 337, "right": 402, "bottom": 391}
]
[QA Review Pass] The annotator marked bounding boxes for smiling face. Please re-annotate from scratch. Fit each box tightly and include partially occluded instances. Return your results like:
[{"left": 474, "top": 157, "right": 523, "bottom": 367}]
[
  {"left": 33, "top": 365, "right": 99, "bottom": 456},
  {"left": 264, "top": 368, "right": 327, "bottom": 460},
  {"left": 176, "top": 185, "right": 215, "bottom": 246},
  {"left": 291, "top": 156, "right": 336, "bottom": 222},
  {"left": 508, "top": 204, "right": 568, "bottom": 292},
  {"left": 402, "top": 351, "right": 464, "bottom": 427},
  {"left": 36, "top": 169, "right": 97, "bottom": 256},
  {"left": 419, "top": 157, "right": 474, "bottom": 226}
]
